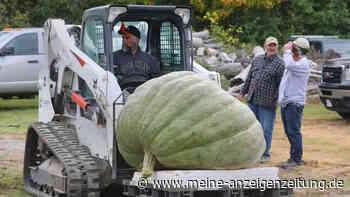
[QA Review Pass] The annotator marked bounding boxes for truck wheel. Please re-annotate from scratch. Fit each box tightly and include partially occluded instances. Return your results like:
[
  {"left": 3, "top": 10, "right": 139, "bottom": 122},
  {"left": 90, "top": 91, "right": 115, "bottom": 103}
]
[{"left": 337, "top": 112, "right": 350, "bottom": 120}]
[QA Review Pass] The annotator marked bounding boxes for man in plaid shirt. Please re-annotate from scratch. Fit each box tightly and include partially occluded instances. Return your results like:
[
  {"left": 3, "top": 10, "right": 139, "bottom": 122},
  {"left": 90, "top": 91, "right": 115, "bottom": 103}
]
[{"left": 239, "top": 36, "right": 285, "bottom": 163}]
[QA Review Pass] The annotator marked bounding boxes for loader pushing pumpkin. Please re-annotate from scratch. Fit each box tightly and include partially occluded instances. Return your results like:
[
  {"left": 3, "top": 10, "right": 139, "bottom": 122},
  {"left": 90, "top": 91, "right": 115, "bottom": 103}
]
[{"left": 23, "top": 4, "right": 292, "bottom": 197}]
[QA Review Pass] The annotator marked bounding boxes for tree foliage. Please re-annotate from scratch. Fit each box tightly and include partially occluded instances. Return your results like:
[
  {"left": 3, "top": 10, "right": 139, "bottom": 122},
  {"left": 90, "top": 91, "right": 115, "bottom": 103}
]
[
  {"left": 196, "top": 0, "right": 350, "bottom": 45},
  {"left": 1, "top": 0, "right": 350, "bottom": 46},
  {"left": 0, "top": 0, "right": 36, "bottom": 28}
]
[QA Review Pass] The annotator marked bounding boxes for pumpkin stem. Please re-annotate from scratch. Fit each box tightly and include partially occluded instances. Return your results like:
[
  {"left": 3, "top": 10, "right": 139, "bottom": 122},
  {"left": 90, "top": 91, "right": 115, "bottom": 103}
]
[{"left": 142, "top": 151, "right": 156, "bottom": 178}]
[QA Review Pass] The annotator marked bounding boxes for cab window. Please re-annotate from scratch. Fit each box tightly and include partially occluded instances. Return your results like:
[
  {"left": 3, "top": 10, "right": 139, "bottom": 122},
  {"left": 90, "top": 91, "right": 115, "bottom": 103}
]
[
  {"left": 82, "top": 18, "right": 105, "bottom": 67},
  {"left": 0, "top": 31, "right": 10, "bottom": 43},
  {"left": 5, "top": 33, "right": 38, "bottom": 55},
  {"left": 160, "top": 22, "right": 183, "bottom": 73}
]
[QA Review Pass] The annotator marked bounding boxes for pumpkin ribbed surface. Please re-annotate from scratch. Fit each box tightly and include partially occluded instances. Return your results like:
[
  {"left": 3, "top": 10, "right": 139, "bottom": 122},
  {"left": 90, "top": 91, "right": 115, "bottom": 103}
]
[{"left": 116, "top": 71, "right": 265, "bottom": 177}]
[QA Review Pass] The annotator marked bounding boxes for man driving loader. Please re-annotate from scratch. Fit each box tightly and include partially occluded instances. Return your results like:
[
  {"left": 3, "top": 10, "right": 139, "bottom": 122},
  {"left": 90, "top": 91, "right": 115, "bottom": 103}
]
[{"left": 113, "top": 24, "right": 161, "bottom": 93}]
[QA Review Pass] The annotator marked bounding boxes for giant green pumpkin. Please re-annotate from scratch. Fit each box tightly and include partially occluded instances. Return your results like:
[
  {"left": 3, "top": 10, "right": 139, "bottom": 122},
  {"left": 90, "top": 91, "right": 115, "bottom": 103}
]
[{"left": 116, "top": 71, "right": 265, "bottom": 177}]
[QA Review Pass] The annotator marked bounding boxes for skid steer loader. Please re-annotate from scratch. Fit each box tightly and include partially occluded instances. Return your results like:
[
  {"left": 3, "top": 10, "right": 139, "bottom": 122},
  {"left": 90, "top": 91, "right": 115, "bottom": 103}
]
[{"left": 23, "top": 4, "right": 292, "bottom": 197}]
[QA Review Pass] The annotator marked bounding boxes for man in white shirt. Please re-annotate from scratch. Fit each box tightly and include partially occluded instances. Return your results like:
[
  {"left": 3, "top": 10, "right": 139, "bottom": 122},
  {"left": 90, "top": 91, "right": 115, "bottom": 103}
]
[{"left": 279, "top": 37, "right": 312, "bottom": 169}]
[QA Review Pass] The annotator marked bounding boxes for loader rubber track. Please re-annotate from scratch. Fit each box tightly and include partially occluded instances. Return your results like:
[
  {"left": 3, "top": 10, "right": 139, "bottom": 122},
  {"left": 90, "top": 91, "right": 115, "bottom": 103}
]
[{"left": 23, "top": 121, "right": 102, "bottom": 197}]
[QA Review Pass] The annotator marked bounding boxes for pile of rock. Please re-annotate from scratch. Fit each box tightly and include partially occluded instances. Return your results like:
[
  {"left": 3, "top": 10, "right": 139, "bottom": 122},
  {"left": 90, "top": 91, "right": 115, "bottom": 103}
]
[
  {"left": 192, "top": 31, "right": 321, "bottom": 97},
  {"left": 192, "top": 31, "right": 249, "bottom": 81}
]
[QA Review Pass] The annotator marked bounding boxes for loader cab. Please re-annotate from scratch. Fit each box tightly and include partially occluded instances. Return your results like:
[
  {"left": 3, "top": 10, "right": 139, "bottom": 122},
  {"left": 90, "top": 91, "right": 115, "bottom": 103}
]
[{"left": 81, "top": 5, "right": 193, "bottom": 80}]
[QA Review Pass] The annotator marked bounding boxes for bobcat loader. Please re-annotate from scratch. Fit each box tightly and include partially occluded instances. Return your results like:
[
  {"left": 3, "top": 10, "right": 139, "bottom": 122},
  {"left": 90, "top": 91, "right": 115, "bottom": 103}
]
[{"left": 23, "top": 5, "right": 291, "bottom": 197}]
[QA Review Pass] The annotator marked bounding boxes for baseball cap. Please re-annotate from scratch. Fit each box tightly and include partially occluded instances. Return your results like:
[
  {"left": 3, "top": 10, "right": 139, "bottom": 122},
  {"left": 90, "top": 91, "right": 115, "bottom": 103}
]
[
  {"left": 265, "top": 36, "right": 278, "bottom": 45},
  {"left": 293, "top": 37, "right": 310, "bottom": 49},
  {"left": 118, "top": 25, "right": 140, "bottom": 39}
]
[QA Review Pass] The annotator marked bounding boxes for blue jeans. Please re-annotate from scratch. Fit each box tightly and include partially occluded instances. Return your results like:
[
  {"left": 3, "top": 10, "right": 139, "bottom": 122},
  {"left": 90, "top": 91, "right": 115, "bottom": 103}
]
[
  {"left": 281, "top": 103, "right": 304, "bottom": 163},
  {"left": 248, "top": 103, "right": 276, "bottom": 157}
]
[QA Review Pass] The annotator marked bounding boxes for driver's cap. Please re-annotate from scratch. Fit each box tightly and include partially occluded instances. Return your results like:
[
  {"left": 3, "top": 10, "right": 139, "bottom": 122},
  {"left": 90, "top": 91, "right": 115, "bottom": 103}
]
[{"left": 118, "top": 25, "right": 140, "bottom": 39}]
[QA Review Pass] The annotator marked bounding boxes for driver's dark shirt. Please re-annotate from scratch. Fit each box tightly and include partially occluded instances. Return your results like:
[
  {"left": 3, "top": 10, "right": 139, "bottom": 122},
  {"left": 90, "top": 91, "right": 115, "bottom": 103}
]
[{"left": 113, "top": 49, "right": 161, "bottom": 91}]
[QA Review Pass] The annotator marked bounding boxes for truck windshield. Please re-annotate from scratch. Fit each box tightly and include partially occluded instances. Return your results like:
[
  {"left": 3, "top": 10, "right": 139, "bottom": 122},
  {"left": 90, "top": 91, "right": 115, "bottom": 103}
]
[
  {"left": 322, "top": 39, "right": 350, "bottom": 57},
  {"left": 0, "top": 31, "right": 11, "bottom": 43}
]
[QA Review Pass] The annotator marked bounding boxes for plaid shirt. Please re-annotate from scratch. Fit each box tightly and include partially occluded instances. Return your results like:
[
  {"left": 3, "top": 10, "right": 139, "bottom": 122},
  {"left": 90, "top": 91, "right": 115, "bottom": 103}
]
[{"left": 241, "top": 53, "right": 285, "bottom": 108}]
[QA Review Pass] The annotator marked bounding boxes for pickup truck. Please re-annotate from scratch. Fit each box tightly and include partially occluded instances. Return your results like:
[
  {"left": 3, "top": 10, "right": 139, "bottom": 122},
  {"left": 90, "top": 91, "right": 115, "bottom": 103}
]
[
  {"left": 307, "top": 36, "right": 350, "bottom": 119},
  {"left": 0, "top": 28, "right": 46, "bottom": 99},
  {"left": 0, "top": 26, "right": 80, "bottom": 99},
  {"left": 319, "top": 57, "right": 350, "bottom": 119}
]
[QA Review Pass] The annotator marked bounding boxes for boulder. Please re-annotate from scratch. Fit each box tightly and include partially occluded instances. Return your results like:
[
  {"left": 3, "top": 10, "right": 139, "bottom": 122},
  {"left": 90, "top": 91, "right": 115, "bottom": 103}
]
[
  {"left": 251, "top": 46, "right": 265, "bottom": 58},
  {"left": 192, "top": 30, "right": 210, "bottom": 39},
  {"left": 214, "top": 63, "right": 242, "bottom": 79},
  {"left": 206, "top": 43, "right": 225, "bottom": 50},
  {"left": 218, "top": 52, "right": 234, "bottom": 63},
  {"left": 204, "top": 48, "right": 219, "bottom": 57},
  {"left": 192, "top": 37, "right": 204, "bottom": 48},
  {"left": 229, "top": 52, "right": 237, "bottom": 62},
  {"left": 230, "top": 64, "right": 251, "bottom": 85},
  {"left": 204, "top": 56, "right": 219, "bottom": 66}
]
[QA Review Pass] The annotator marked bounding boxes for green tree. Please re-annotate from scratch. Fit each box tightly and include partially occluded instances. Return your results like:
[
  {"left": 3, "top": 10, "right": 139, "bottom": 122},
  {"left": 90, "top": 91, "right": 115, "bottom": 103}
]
[
  {"left": 28, "top": 0, "right": 154, "bottom": 27},
  {"left": 0, "top": 0, "right": 36, "bottom": 29},
  {"left": 2, "top": 0, "right": 350, "bottom": 47},
  {"left": 198, "top": 0, "right": 350, "bottom": 46}
]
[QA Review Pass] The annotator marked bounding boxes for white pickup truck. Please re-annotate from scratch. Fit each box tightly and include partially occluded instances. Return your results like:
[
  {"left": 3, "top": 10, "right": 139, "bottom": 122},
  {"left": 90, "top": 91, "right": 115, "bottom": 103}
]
[{"left": 0, "top": 26, "right": 80, "bottom": 99}]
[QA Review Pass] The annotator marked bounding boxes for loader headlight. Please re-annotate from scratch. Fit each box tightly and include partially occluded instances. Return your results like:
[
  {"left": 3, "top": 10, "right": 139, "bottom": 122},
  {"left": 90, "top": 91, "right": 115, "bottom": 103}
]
[
  {"left": 108, "top": 7, "right": 127, "bottom": 23},
  {"left": 175, "top": 8, "right": 191, "bottom": 25}
]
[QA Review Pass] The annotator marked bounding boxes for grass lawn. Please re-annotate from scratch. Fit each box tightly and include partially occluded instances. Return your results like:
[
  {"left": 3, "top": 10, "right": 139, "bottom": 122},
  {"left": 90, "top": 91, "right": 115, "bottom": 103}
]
[
  {"left": 0, "top": 97, "right": 38, "bottom": 134},
  {"left": 303, "top": 103, "right": 341, "bottom": 120},
  {"left": 0, "top": 169, "right": 26, "bottom": 195}
]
